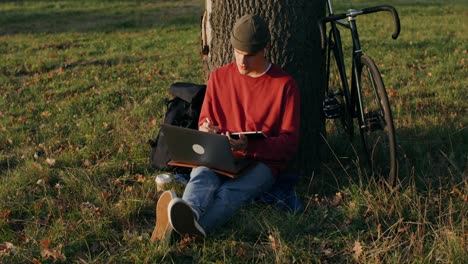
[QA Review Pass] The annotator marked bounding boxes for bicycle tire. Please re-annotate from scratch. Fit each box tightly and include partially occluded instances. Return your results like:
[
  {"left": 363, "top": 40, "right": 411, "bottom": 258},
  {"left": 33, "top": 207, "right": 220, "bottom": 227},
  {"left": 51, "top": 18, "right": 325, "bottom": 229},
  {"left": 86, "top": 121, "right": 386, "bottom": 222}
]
[
  {"left": 325, "top": 36, "right": 353, "bottom": 138},
  {"left": 357, "top": 55, "right": 397, "bottom": 186}
]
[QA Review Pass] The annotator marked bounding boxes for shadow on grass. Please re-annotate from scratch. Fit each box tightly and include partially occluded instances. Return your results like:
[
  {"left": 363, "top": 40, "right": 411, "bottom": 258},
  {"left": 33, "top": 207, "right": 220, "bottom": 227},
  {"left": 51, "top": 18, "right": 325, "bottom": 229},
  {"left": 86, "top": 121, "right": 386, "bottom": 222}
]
[
  {"left": 0, "top": 0, "right": 202, "bottom": 35},
  {"left": 0, "top": 153, "right": 20, "bottom": 173},
  {"left": 4, "top": 54, "right": 162, "bottom": 77},
  {"left": 305, "top": 121, "right": 466, "bottom": 197}
]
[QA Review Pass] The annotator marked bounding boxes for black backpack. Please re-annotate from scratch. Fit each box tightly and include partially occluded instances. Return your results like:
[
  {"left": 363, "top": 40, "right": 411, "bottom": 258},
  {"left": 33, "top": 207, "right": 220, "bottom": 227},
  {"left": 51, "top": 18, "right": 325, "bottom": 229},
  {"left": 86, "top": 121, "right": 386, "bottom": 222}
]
[{"left": 149, "top": 82, "right": 206, "bottom": 172}]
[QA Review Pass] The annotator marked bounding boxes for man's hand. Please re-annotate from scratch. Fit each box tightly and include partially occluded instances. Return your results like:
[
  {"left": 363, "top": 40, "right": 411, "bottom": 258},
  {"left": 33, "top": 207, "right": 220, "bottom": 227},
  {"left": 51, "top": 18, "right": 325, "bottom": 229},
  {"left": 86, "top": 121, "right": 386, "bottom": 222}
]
[
  {"left": 199, "top": 117, "right": 220, "bottom": 134},
  {"left": 226, "top": 132, "right": 248, "bottom": 152}
]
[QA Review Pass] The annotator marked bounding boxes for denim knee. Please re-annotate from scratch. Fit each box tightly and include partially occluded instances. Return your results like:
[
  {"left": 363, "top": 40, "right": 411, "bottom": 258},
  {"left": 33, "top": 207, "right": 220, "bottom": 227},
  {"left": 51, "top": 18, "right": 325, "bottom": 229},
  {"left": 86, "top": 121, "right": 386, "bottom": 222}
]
[
  {"left": 183, "top": 166, "right": 224, "bottom": 217},
  {"left": 190, "top": 166, "right": 208, "bottom": 177},
  {"left": 190, "top": 166, "right": 215, "bottom": 179}
]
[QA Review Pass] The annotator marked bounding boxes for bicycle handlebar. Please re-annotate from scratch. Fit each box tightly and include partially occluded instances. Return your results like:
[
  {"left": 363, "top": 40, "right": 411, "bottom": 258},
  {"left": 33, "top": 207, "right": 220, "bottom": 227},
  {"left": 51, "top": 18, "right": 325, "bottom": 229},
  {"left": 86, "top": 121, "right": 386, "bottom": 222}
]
[
  {"left": 319, "top": 5, "right": 401, "bottom": 50},
  {"left": 361, "top": 5, "right": 400, "bottom": 40}
]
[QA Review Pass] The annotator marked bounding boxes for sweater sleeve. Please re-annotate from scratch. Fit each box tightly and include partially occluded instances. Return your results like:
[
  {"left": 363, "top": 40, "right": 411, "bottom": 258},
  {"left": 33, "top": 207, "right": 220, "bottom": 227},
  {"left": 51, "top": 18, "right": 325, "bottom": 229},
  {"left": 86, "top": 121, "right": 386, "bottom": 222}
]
[
  {"left": 198, "top": 73, "right": 215, "bottom": 129},
  {"left": 247, "top": 79, "right": 300, "bottom": 162}
]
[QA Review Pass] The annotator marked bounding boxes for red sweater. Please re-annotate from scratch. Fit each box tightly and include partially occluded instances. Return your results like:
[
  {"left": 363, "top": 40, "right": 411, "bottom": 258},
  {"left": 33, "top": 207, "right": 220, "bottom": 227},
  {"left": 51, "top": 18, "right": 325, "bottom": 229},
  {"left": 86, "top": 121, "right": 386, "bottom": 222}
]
[{"left": 199, "top": 62, "right": 300, "bottom": 176}]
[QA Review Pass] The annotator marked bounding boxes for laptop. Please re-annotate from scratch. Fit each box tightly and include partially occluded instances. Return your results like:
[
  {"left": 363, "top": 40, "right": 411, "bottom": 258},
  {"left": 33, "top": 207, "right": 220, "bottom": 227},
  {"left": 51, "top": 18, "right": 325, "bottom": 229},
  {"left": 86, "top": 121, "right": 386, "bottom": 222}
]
[{"left": 160, "top": 124, "right": 255, "bottom": 178}]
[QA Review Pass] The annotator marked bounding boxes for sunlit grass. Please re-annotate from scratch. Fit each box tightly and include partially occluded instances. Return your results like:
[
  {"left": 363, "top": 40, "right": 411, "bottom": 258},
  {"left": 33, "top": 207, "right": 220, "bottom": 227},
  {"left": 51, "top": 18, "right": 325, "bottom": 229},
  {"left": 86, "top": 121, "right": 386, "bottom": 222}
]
[{"left": 1, "top": 0, "right": 466, "bottom": 262}]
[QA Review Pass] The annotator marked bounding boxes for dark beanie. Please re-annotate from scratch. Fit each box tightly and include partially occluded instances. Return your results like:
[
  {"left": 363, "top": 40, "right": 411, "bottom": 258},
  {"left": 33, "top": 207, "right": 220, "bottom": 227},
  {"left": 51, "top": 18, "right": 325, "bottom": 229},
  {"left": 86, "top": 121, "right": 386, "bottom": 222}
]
[{"left": 230, "top": 14, "right": 270, "bottom": 53}]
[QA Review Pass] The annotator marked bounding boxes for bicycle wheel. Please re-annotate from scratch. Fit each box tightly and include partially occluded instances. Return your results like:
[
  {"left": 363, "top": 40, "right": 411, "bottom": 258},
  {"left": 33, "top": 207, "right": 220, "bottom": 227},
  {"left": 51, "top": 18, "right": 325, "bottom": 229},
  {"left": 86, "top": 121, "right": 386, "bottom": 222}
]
[
  {"left": 324, "top": 38, "right": 353, "bottom": 138},
  {"left": 357, "top": 55, "right": 397, "bottom": 186}
]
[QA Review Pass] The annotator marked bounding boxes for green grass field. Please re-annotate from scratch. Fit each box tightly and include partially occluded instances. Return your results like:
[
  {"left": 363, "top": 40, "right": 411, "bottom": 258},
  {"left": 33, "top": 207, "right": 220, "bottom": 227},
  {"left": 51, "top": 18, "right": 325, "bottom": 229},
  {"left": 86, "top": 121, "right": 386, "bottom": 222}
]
[{"left": 1, "top": 0, "right": 466, "bottom": 263}]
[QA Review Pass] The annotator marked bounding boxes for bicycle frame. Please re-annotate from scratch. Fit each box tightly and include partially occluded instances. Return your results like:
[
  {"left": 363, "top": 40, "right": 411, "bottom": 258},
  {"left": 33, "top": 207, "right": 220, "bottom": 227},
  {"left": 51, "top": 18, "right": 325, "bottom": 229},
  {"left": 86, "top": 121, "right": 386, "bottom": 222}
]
[
  {"left": 326, "top": 1, "right": 366, "bottom": 122},
  {"left": 324, "top": 0, "right": 400, "bottom": 130}
]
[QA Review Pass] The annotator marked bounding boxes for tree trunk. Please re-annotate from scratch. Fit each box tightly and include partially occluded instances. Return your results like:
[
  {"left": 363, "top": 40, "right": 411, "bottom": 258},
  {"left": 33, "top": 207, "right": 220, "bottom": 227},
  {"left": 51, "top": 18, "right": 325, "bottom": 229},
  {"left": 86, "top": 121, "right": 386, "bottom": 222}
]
[{"left": 201, "top": 0, "right": 325, "bottom": 176}]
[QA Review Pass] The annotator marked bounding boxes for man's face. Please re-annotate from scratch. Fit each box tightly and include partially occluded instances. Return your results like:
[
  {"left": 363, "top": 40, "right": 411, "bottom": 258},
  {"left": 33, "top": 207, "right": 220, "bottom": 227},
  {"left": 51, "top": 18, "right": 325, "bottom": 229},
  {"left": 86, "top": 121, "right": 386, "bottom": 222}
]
[{"left": 234, "top": 48, "right": 265, "bottom": 76}]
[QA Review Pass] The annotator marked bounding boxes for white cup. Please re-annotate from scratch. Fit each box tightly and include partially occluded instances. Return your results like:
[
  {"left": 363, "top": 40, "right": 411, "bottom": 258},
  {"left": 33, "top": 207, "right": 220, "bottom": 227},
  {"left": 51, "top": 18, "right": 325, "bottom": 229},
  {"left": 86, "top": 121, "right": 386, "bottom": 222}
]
[{"left": 155, "top": 174, "right": 172, "bottom": 192}]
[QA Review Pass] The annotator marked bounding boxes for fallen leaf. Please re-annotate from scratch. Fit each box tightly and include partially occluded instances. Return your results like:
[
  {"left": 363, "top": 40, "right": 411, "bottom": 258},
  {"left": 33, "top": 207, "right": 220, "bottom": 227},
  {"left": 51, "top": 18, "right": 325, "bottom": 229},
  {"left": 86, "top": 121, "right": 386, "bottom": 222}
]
[
  {"left": 17, "top": 115, "right": 27, "bottom": 122},
  {"left": 118, "top": 145, "right": 124, "bottom": 153},
  {"left": 134, "top": 174, "right": 146, "bottom": 183},
  {"left": 322, "top": 248, "right": 333, "bottom": 257},
  {"left": 113, "top": 179, "right": 123, "bottom": 186},
  {"left": 398, "top": 225, "right": 410, "bottom": 233},
  {"left": 81, "top": 201, "right": 101, "bottom": 215},
  {"left": 18, "top": 232, "right": 29, "bottom": 242},
  {"left": 353, "top": 241, "right": 363, "bottom": 261},
  {"left": 451, "top": 187, "right": 468, "bottom": 202},
  {"left": 330, "top": 192, "right": 343, "bottom": 207},
  {"left": 40, "top": 111, "right": 51, "bottom": 118},
  {"left": 179, "top": 234, "right": 196, "bottom": 246},
  {"left": 41, "top": 248, "right": 66, "bottom": 262},
  {"left": 387, "top": 88, "right": 399, "bottom": 99},
  {"left": 45, "top": 158, "right": 56, "bottom": 166},
  {"left": 0, "top": 209, "right": 11, "bottom": 220},
  {"left": 268, "top": 234, "right": 279, "bottom": 250},
  {"left": 83, "top": 159, "right": 91, "bottom": 168},
  {"left": 40, "top": 238, "right": 50, "bottom": 249},
  {"left": 236, "top": 247, "right": 246, "bottom": 257},
  {"left": 0, "top": 242, "right": 15, "bottom": 256},
  {"left": 102, "top": 191, "right": 110, "bottom": 200}
]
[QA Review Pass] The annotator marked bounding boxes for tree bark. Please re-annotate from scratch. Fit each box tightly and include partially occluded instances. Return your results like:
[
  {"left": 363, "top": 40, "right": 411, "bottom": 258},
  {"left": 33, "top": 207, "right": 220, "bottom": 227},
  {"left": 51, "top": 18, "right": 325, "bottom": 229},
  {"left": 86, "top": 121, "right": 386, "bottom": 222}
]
[{"left": 201, "top": 0, "right": 325, "bottom": 176}]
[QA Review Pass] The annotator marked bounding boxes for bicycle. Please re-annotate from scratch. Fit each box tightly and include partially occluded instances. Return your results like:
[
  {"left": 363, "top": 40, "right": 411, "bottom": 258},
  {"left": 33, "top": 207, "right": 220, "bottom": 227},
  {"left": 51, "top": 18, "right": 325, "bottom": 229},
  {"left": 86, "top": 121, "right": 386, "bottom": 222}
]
[{"left": 319, "top": 0, "right": 401, "bottom": 186}]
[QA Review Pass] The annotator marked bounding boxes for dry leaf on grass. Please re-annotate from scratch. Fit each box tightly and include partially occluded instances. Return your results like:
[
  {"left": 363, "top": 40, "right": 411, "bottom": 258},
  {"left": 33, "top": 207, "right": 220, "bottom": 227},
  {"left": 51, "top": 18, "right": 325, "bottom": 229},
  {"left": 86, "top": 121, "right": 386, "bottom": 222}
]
[
  {"left": 0, "top": 209, "right": 11, "bottom": 221},
  {"left": 40, "top": 111, "right": 52, "bottom": 118},
  {"left": 451, "top": 187, "right": 468, "bottom": 202},
  {"left": 322, "top": 248, "right": 333, "bottom": 257},
  {"left": 40, "top": 239, "right": 66, "bottom": 262},
  {"left": 125, "top": 186, "right": 133, "bottom": 193},
  {"left": 235, "top": 247, "right": 246, "bottom": 257},
  {"left": 387, "top": 88, "right": 399, "bottom": 99},
  {"left": 268, "top": 234, "right": 280, "bottom": 250},
  {"left": 134, "top": 174, "right": 146, "bottom": 183},
  {"left": 353, "top": 241, "right": 363, "bottom": 261},
  {"left": 45, "top": 158, "right": 56, "bottom": 166},
  {"left": 41, "top": 248, "right": 66, "bottom": 262},
  {"left": 0, "top": 242, "right": 15, "bottom": 256},
  {"left": 330, "top": 192, "right": 343, "bottom": 207},
  {"left": 102, "top": 191, "right": 111, "bottom": 200},
  {"left": 232, "top": 242, "right": 266, "bottom": 261},
  {"left": 40, "top": 238, "right": 50, "bottom": 249}
]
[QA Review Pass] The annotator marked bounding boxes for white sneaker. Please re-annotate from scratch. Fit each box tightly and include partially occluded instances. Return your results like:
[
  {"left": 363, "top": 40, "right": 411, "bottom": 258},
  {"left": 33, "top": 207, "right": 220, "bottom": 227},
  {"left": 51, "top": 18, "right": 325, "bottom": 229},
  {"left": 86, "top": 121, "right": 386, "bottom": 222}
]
[
  {"left": 168, "top": 198, "right": 206, "bottom": 238},
  {"left": 151, "top": 190, "right": 177, "bottom": 243}
]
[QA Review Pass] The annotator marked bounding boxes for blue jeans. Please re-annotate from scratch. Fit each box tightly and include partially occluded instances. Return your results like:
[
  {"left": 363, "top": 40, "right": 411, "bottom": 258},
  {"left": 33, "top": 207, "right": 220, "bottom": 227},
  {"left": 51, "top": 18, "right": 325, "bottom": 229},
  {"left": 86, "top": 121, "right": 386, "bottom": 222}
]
[{"left": 182, "top": 163, "right": 274, "bottom": 233}]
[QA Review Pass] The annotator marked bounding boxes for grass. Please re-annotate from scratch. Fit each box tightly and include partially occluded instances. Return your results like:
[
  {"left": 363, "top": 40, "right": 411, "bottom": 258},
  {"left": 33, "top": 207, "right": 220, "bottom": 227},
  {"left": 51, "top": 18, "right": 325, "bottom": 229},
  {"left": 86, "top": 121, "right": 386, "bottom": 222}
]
[{"left": 0, "top": 0, "right": 466, "bottom": 263}]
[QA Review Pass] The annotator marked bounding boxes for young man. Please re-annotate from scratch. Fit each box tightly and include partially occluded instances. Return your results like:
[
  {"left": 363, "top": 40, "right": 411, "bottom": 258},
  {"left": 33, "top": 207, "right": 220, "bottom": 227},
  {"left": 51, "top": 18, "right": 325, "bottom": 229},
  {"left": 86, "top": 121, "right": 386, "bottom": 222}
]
[{"left": 152, "top": 14, "right": 300, "bottom": 241}]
